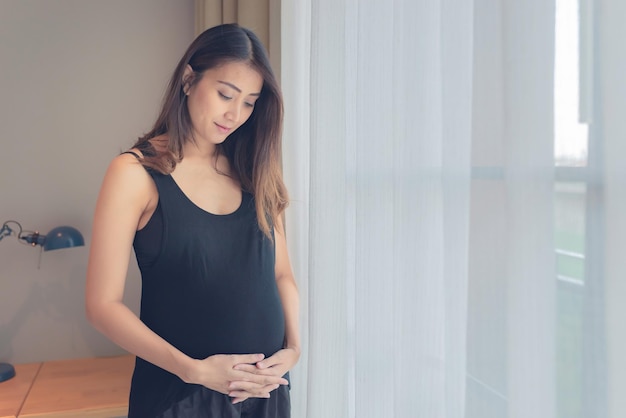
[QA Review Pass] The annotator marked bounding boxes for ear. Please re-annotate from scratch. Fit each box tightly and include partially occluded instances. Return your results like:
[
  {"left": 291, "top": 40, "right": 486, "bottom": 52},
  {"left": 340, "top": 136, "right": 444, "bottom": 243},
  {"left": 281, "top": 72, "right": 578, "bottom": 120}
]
[{"left": 182, "top": 65, "right": 194, "bottom": 94}]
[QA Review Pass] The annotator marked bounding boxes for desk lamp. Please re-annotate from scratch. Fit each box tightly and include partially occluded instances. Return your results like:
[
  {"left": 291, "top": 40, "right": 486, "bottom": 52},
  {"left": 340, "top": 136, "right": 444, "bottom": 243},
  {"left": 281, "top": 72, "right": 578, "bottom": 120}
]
[{"left": 0, "top": 220, "right": 85, "bottom": 383}]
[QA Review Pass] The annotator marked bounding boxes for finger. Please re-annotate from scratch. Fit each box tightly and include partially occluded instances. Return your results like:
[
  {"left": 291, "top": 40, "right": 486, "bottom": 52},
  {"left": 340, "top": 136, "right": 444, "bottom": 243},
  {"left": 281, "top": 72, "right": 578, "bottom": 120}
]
[
  {"left": 231, "top": 370, "right": 289, "bottom": 385},
  {"left": 229, "top": 383, "right": 279, "bottom": 399},
  {"left": 228, "top": 380, "right": 270, "bottom": 393},
  {"left": 229, "top": 353, "right": 265, "bottom": 366},
  {"left": 229, "top": 381, "right": 281, "bottom": 396},
  {"left": 234, "top": 364, "right": 278, "bottom": 375},
  {"left": 229, "top": 390, "right": 270, "bottom": 400},
  {"left": 257, "top": 358, "right": 282, "bottom": 369},
  {"left": 256, "top": 352, "right": 284, "bottom": 369},
  {"left": 233, "top": 364, "right": 258, "bottom": 373},
  {"left": 231, "top": 396, "right": 249, "bottom": 404}
]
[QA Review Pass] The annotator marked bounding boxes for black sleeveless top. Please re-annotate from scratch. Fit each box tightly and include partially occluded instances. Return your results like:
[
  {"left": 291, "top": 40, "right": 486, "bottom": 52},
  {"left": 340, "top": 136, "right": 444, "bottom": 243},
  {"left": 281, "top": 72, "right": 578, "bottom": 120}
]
[{"left": 127, "top": 167, "right": 285, "bottom": 417}]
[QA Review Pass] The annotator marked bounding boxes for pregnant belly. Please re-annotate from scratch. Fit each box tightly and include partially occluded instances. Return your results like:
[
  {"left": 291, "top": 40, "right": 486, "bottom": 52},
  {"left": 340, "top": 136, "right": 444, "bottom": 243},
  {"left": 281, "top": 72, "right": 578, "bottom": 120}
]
[{"left": 142, "top": 286, "right": 286, "bottom": 359}]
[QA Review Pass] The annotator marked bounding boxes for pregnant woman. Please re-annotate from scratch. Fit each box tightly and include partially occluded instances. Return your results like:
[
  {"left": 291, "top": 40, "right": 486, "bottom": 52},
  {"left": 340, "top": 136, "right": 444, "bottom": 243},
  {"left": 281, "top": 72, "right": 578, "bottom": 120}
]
[{"left": 86, "top": 23, "right": 300, "bottom": 418}]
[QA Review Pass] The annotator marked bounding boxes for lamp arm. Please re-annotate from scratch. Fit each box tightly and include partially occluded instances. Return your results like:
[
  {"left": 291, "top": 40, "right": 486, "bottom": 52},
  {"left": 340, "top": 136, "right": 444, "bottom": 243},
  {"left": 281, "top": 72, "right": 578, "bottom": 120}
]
[
  {"left": 0, "top": 221, "right": 43, "bottom": 246},
  {"left": 20, "top": 231, "right": 46, "bottom": 246},
  {"left": 0, "top": 225, "right": 10, "bottom": 241},
  {"left": 0, "top": 220, "right": 22, "bottom": 242}
]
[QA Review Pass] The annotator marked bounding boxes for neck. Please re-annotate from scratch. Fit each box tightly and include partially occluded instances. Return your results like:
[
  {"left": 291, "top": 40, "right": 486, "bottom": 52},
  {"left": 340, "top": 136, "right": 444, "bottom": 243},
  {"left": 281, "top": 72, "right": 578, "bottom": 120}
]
[
  {"left": 182, "top": 140, "right": 218, "bottom": 160},
  {"left": 181, "top": 141, "right": 231, "bottom": 176}
]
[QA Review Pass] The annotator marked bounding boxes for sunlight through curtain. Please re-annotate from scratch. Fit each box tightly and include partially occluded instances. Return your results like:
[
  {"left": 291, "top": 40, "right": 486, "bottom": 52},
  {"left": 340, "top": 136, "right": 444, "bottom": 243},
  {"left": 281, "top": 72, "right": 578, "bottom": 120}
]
[
  {"left": 282, "top": 1, "right": 473, "bottom": 417},
  {"left": 281, "top": 0, "right": 622, "bottom": 417},
  {"left": 468, "top": 1, "right": 556, "bottom": 417}
]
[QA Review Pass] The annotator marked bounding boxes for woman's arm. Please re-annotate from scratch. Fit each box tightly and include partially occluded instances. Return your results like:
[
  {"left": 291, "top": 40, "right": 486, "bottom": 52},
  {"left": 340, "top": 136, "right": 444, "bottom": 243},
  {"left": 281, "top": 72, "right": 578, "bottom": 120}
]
[
  {"left": 85, "top": 154, "right": 287, "bottom": 397},
  {"left": 273, "top": 216, "right": 301, "bottom": 354},
  {"left": 86, "top": 153, "right": 192, "bottom": 376}
]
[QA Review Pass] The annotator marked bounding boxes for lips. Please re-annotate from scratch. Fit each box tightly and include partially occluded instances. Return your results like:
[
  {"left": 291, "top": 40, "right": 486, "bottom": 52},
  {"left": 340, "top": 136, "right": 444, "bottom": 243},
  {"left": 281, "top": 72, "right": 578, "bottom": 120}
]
[{"left": 215, "top": 122, "right": 233, "bottom": 134}]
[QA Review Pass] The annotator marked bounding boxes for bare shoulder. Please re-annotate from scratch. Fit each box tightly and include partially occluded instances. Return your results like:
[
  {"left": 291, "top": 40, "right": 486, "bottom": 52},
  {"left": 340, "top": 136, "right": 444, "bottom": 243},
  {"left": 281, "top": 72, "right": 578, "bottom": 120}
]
[
  {"left": 107, "top": 151, "right": 150, "bottom": 185},
  {"left": 100, "top": 150, "right": 158, "bottom": 213}
]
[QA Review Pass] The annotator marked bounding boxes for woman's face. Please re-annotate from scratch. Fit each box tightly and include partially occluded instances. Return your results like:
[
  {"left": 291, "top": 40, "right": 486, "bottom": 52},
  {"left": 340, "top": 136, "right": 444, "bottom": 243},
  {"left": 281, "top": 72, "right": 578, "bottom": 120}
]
[{"left": 184, "top": 61, "right": 263, "bottom": 145}]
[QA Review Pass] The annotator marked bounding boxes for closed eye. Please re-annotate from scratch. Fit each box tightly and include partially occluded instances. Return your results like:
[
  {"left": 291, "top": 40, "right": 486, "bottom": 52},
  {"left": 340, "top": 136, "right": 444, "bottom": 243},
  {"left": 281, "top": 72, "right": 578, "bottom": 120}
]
[{"left": 218, "top": 91, "right": 232, "bottom": 100}]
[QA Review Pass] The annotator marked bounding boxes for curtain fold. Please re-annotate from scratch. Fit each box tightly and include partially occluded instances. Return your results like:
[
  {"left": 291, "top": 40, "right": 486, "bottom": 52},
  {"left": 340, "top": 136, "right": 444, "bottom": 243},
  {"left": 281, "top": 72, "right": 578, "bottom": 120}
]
[
  {"left": 502, "top": 0, "right": 556, "bottom": 414},
  {"left": 467, "top": 1, "right": 557, "bottom": 417},
  {"left": 195, "top": 0, "right": 269, "bottom": 42},
  {"left": 281, "top": 1, "right": 311, "bottom": 416},
  {"left": 599, "top": 0, "right": 626, "bottom": 416}
]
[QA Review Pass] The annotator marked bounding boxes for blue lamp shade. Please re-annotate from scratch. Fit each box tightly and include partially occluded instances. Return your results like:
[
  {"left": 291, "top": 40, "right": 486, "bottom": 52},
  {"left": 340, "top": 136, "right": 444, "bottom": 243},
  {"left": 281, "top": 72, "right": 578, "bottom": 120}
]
[
  {"left": 43, "top": 226, "right": 84, "bottom": 251},
  {"left": 0, "top": 362, "right": 15, "bottom": 382}
]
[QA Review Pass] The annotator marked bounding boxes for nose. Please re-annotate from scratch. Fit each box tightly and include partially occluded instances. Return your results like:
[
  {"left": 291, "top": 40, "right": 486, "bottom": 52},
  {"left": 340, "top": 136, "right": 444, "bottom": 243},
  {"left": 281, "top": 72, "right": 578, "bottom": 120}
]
[{"left": 225, "top": 103, "right": 241, "bottom": 123}]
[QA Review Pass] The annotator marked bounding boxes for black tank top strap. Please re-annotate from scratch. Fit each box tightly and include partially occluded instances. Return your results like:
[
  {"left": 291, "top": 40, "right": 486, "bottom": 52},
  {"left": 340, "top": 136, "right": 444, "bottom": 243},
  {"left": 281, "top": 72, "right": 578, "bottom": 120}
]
[
  {"left": 121, "top": 150, "right": 142, "bottom": 159},
  {"left": 121, "top": 149, "right": 164, "bottom": 268}
]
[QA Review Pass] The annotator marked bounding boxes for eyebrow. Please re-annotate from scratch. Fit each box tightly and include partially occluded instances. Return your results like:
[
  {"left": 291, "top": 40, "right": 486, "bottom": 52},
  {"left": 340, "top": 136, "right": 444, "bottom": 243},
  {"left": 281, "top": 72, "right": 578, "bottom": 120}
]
[{"left": 217, "top": 80, "right": 261, "bottom": 96}]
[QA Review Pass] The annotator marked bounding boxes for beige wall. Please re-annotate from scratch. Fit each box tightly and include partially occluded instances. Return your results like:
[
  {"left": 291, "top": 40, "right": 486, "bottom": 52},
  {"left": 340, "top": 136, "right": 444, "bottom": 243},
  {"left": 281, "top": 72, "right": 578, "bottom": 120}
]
[{"left": 0, "top": 0, "right": 194, "bottom": 363}]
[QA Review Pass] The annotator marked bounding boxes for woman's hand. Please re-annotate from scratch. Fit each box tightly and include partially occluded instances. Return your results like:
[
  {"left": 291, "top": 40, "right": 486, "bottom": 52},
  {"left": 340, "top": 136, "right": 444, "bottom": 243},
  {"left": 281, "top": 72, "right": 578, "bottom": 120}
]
[
  {"left": 184, "top": 353, "right": 289, "bottom": 403},
  {"left": 228, "top": 347, "right": 301, "bottom": 403},
  {"left": 255, "top": 347, "right": 300, "bottom": 376}
]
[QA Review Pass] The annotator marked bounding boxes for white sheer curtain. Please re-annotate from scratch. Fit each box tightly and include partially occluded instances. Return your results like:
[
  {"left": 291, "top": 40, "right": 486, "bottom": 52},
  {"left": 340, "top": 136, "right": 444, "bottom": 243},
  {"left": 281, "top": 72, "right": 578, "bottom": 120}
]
[
  {"left": 600, "top": 0, "right": 626, "bottom": 416},
  {"left": 281, "top": 0, "right": 622, "bottom": 417},
  {"left": 282, "top": 1, "right": 473, "bottom": 417},
  {"left": 468, "top": 1, "right": 556, "bottom": 417}
]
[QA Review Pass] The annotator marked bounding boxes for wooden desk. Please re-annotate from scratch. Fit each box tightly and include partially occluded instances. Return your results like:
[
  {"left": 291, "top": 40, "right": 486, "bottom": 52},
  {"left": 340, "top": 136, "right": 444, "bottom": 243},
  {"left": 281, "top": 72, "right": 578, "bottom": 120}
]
[
  {"left": 0, "top": 363, "right": 42, "bottom": 418},
  {"left": 0, "top": 355, "right": 134, "bottom": 418}
]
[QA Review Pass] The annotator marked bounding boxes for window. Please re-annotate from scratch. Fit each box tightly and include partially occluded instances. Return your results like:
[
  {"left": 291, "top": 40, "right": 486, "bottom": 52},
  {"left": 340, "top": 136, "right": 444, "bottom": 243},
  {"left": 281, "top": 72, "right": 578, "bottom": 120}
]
[{"left": 554, "top": 0, "right": 603, "bottom": 416}]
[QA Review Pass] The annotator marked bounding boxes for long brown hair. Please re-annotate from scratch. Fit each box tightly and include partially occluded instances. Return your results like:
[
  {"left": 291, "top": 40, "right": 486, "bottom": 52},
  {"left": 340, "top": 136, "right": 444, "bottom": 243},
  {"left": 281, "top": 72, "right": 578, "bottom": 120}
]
[{"left": 132, "top": 24, "right": 288, "bottom": 238}]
